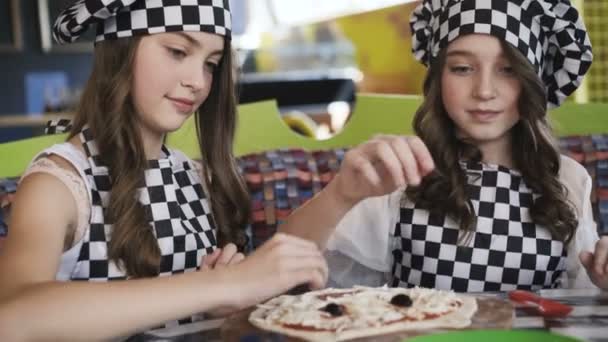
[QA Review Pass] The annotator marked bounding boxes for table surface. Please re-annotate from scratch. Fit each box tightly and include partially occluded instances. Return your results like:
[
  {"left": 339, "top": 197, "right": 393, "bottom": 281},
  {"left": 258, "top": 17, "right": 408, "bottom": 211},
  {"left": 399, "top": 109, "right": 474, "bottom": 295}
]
[{"left": 131, "top": 288, "right": 608, "bottom": 342}]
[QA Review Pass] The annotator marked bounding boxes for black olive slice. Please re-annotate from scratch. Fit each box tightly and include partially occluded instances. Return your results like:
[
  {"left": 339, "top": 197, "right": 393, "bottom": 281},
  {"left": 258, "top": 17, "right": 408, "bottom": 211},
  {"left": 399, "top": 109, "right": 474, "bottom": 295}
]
[
  {"left": 320, "top": 303, "right": 343, "bottom": 317},
  {"left": 390, "top": 294, "right": 413, "bottom": 307}
]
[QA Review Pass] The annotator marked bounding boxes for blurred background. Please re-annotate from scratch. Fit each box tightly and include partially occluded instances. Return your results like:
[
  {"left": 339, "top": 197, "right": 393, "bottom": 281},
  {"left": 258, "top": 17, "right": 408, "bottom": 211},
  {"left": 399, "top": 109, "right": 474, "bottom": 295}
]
[{"left": 0, "top": 0, "right": 604, "bottom": 142}]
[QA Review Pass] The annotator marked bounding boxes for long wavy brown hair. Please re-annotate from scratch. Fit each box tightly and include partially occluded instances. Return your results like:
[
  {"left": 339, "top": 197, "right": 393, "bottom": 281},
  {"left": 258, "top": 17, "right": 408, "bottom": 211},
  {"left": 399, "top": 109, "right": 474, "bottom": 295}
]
[
  {"left": 68, "top": 35, "right": 250, "bottom": 278},
  {"left": 406, "top": 40, "right": 578, "bottom": 244}
]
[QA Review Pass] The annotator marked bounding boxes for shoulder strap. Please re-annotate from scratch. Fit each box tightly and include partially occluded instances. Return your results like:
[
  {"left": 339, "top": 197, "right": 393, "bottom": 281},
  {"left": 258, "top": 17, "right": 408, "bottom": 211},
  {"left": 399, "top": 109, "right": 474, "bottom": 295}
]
[{"left": 45, "top": 119, "right": 73, "bottom": 135}]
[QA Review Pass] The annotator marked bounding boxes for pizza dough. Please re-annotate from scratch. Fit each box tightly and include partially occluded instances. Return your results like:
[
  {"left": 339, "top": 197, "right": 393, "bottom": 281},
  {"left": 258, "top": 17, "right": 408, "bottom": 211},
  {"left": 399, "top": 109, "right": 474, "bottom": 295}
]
[{"left": 249, "top": 286, "right": 478, "bottom": 341}]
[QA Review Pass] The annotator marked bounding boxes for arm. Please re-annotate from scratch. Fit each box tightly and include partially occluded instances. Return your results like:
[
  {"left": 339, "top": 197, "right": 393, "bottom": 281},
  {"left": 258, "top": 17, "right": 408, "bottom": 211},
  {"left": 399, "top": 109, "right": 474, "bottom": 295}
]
[
  {"left": 0, "top": 171, "right": 328, "bottom": 341},
  {"left": 278, "top": 179, "right": 358, "bottom": 251},
  {"left": 576, "top": 174, "right": 608, "bottom": 288},
  {"left": 279, "top": 135, "right": 435, "bottom": 250},
  {"left": 0, "top": 267, "right": 243, "bottom": 340},
  {"left": 0, "top": 172, "right": 226, "bottom": 340},
  {"left": 564, "top": 171, "right": 600, "bottom": 288},
  {"left": 560, "top": 156, "right": 608, "bottom": 289}
]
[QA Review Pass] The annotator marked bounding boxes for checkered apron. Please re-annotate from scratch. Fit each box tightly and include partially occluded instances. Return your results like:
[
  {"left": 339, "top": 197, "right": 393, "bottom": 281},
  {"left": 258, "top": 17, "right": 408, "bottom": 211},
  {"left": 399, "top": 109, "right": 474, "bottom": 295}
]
[
  {"left": 391, "top": 161, "right": 567, "bottom": 292},
  {"left": 71, "top": 128, "right": 217, "bottom": 326}
]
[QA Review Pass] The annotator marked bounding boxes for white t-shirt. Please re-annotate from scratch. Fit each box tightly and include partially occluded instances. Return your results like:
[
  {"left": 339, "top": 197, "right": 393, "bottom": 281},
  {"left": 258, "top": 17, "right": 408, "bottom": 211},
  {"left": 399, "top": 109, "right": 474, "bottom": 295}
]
[{"left": 326, "top": 155, "right": 599, "bottom": 289}]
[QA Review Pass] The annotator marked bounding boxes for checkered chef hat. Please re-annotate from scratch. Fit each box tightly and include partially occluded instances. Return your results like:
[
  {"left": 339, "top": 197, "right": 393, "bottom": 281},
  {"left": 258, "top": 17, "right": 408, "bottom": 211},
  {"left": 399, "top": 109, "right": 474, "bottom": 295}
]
[
  {"left": 410, "top": 0, "right": 593, "bottom": 108},
  {"left": 53, "top": 0, "right": 232, "bottom": 44}
]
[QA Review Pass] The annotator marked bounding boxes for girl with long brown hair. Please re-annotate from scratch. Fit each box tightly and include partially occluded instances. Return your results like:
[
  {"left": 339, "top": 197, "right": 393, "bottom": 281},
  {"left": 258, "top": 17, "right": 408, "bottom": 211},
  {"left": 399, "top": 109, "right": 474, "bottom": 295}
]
[
  {"left": 281, "top": 0, "right": 608, "bottom": 292},
  {"left": 0, "top": 1, "right": 327, "bottom": 340}
]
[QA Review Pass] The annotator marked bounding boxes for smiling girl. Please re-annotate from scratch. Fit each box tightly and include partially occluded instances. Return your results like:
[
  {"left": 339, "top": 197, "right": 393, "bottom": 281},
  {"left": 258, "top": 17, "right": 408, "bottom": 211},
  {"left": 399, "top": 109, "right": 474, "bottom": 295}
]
[
  {"left": 0, "top": 1, "right": 327, "bottom": 340},
  {"left": 281, "top": 0, "right": 608, "bottom": 292}
]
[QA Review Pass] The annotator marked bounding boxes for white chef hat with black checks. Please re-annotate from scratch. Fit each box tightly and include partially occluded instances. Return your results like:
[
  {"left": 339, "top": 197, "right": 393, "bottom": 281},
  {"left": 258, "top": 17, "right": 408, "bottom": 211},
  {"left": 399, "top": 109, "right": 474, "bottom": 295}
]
[
  {"left": 53, "top": 0, "right": 232, "bottom": 44},
  {"left": 410, "top": 0, "right": 593, "bottom": 108}
]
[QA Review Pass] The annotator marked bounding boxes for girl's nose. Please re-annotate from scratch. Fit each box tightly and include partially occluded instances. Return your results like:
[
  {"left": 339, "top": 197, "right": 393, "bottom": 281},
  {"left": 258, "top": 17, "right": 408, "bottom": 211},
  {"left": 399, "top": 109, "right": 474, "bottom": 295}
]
[
  {"left": 473, "top": 71, "right": 497, "bottom": 100},
  {"left": 180, "top": 72, "right": 205, "bottom": 92}
]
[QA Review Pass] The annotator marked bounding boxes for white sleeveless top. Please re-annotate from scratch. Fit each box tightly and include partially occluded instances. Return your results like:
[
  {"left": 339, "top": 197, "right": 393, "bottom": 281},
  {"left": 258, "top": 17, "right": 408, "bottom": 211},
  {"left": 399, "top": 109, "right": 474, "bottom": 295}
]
[{"left": 22, "top": 142, "right": 92, "bottom": 280}]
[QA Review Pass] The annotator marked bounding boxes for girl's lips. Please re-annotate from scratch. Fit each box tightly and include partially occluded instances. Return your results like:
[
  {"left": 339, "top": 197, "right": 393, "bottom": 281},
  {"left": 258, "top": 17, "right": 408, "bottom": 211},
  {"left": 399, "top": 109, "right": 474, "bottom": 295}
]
[
  {"left": 468, "top": 110, "right": 501, "bottom": 122},
  {"left": 167, "top": 97, "right": 195, "bottom": 113}
]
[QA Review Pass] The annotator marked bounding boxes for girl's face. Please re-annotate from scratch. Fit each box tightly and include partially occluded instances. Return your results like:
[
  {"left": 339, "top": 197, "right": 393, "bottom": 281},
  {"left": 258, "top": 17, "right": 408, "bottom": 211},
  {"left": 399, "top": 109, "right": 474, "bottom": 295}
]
[
  {"left": 132, "top": 31, "right": 224, "bottom": 136},
  {"left": 441, "top": 34, "right": 522, "bottom": 149}
]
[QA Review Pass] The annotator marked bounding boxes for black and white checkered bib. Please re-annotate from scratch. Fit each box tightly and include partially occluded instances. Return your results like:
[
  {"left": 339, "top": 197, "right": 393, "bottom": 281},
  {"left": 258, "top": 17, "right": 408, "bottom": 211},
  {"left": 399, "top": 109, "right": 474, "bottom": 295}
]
[
  {"left": 72, "top": 128, "right": 217, "bottom": 326},
  {"left": 391, "top": 161, "right": 567, "bottom": 292}
]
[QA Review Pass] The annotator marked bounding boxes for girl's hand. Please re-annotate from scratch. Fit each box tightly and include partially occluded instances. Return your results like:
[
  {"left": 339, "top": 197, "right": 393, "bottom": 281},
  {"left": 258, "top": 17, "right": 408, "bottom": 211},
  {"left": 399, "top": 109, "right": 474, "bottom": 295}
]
[
  {"left": 200, "top": 244, "right": 244, "bottom": 271},
  {"left": 198, "top": 244, "right": 245, "bottom": 317},
  {"left": 221, "top": 233, "right": 328, "bottom": 311},
  {"left": 332, "top": 135, "right": 435, "bottom": 205},
  {"left": 579, "top": 236, "right": 608, "bottom": 289}
]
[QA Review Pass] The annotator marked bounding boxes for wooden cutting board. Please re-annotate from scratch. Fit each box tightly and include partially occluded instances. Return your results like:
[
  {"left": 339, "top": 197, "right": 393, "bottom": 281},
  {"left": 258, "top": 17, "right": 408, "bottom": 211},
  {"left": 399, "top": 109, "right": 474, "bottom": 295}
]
[{"left": 221, "top": 297, "right": 513, "bottom": 341}]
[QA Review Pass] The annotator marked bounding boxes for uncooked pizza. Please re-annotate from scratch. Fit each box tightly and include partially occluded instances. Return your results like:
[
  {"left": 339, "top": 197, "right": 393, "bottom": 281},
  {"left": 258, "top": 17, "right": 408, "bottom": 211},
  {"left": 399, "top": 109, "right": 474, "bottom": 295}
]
[{"left": 249, "top": 286, "right": 478, "bottom": 341}]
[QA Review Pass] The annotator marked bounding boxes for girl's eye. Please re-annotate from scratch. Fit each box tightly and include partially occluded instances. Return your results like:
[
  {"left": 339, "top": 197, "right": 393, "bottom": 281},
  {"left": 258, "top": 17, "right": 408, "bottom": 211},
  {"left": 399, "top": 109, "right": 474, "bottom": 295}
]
[
  {"left": 204, "top": 61, "right": 219, "bottom": 73},
  {"left": 449, "top": 65, "right": 473, "bottom": 74},
  {"left": 167, "top": 47, "right": 187, "bottom": 59},
  {"left": 501, "top": 66, "right": 515, "bottom": 75}
]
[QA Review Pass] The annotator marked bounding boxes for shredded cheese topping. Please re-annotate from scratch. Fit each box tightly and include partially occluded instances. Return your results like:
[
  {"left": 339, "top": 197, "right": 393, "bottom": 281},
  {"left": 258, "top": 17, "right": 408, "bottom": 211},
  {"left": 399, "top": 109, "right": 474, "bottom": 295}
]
[{"left": 256, "top": 286, "right": 464, "bottom": 332}]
